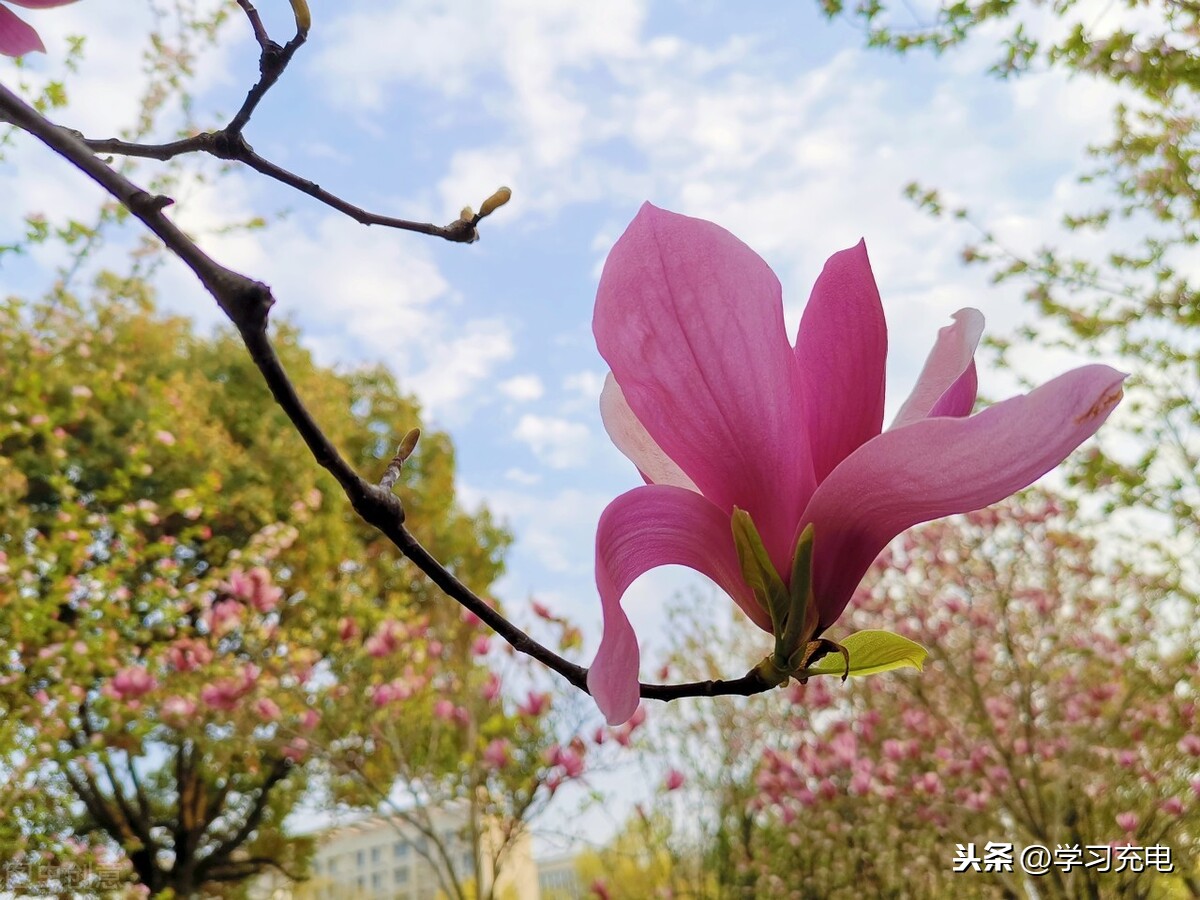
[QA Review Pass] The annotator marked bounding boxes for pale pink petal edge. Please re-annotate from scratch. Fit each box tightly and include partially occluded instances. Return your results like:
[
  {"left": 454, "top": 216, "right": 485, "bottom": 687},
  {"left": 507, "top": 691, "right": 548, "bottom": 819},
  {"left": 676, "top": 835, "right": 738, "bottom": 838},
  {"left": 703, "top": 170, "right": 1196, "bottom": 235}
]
[
  {"left": 804, "top": 364, "right": 1126, "bottom": 626},
  {"left": 600, "top": 373, "right": 698, "bottom": 491},
  {"left": 891, "top": 308, "right": 985, "bottom": 430},
  {"left": 588, "top": 484, "right": 768, "bottom": 725}
]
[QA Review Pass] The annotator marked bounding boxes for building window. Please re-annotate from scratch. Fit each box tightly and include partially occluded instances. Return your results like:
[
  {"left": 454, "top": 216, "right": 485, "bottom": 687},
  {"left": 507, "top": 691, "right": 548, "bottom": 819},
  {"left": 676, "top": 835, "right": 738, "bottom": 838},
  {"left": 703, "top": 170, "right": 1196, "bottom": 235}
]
[
  {"left": 394, "top": 841, "right": 409, "bottom": 858},
  {"left": 329, "top": 858, "right": 338, "bottom": 873},
  {"left": 461, "top": 853, "right": 474, "bottom": 874},
  {"left": 372, "top": 872, "right": 383, "bottom": 889},
  {"left": 357, "top": 850, "right": 365, "bottom": 867},
  {"left": 394, "top": 867, "right": 409, "bottom": 884},
  {"left": 356, "top": 877, "right": 365, "bottom": 889},
  {"left": 371, "top": 846, "right": 382, "bottom": 864}
]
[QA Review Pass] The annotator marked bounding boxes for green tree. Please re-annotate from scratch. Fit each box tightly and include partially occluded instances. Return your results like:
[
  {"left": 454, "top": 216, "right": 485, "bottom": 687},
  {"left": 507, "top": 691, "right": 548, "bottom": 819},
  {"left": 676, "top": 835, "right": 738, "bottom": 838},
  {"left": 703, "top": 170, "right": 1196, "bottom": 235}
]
[
  {"left": 821, "top": 0, "right": 1199, "bottom": 582},
  {"left": 0, "top": 282, "right": 507, "bottom": 896}
]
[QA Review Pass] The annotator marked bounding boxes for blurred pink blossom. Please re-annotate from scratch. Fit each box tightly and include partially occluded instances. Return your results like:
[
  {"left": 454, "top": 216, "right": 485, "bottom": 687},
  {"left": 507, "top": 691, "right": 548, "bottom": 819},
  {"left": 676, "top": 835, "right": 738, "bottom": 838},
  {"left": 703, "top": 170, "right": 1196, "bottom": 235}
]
[
  {"left": 107, "top": 666, "right": 156, "bottom": 701},
  {"left": 483, "top": 738, "right": 511, "bottom": 769}
]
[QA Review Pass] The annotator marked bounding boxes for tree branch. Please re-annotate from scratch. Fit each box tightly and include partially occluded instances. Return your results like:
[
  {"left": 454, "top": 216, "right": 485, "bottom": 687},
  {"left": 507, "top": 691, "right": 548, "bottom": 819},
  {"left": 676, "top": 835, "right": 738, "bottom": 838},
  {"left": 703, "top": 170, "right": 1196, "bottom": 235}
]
[
  {"left": 0, "top": 81, "right": 785, "bottom": 709},
  {"left": 81, "top": 129, "right": 482, "bottom": 242},
  {"left": 74, "top": 3, "right": 480, "bottom": 243},
  {"left": 196, "top": 757, "right": 291, "bottom": 880}
]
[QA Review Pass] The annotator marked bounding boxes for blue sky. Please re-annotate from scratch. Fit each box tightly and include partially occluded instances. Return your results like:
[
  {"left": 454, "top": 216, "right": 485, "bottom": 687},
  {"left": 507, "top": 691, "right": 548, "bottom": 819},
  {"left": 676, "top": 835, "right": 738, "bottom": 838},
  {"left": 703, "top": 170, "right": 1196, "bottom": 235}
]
[{"left": 1, "top": 0, "right": 1128, "bottom": 846}]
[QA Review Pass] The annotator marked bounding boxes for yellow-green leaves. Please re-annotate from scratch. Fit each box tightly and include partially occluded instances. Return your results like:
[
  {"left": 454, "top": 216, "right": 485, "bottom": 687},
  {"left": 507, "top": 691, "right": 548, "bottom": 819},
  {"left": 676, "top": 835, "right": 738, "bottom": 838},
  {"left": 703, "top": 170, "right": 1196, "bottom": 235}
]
[
  {"left": 731, "top": 512, "right": 925, "bottom": 689},
  {"left": 780, "top": 523, "right": 815, "bottom": 661},
  {"left": 733, "top": 512, "right": 822, "bottom": 677},
  {"left": 731, "top": 507, "right": 790, "bottom": 635},
  {"left": 803, "top": 630, "right": 927, "bottom": 679}
]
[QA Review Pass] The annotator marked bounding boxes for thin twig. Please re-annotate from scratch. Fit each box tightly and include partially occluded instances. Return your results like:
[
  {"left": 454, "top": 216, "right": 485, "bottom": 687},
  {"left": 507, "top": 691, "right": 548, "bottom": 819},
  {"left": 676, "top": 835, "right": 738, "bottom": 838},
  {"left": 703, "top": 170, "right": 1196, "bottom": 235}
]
[
  {"left": 235, "top": 0, "right": 271, "bottom": 52},
  {"left": 0, "top": 82, "right": 784, "bottom": 708},
  {"left": 83, "top": 130, "right": 480, "bottom": 241},
  {"left": 75, "top": 5, "right": 480, "bottom": 243},
  {"left": 228, "top": 1, "right": 304, "bottom": 134}
]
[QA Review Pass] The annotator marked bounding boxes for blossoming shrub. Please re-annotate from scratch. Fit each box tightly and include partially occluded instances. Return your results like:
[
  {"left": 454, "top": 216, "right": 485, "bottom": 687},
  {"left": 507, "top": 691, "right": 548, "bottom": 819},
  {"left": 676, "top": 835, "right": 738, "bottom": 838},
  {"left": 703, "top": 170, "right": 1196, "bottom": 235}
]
[{"left": 651, "top": 491, "right": 1197, "bottom": 898}]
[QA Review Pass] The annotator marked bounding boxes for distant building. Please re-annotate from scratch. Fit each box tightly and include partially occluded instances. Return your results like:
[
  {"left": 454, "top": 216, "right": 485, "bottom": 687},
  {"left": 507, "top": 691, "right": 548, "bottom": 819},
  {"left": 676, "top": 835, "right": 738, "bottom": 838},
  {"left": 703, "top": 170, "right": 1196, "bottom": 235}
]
[
  {"left": 535, "top": 853, "right": 583, "bottom": 900},
  {"left": 252, "top": 806, "right": 540, "bottom": 900}
]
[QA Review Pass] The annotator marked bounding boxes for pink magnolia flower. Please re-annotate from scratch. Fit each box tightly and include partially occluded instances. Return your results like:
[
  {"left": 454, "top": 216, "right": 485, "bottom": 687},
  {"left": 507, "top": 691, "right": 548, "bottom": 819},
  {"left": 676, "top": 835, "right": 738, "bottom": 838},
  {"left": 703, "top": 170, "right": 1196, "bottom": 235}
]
[
  {"left": 228, "top": 567, "right": 283, "bottom": 613},
  {"left": 161, "top": 696, "right": 197, "bottom": 721},
  {"left": 517, "top": 690, "right": 551, "bottom": 718},
  {"left": 365, "top": 619, "right": 404, "bottom": 658},
  {"left": 588, "top": 204, "right": 1125, "bottom": 724},
  {"left": 480, "top": 672, "right": 503, "bottom": 702},
  {"left": 254, "top": 697, "right": 282, "bottom": 722},
  {"left": 282, "top": 737, "right": 308, "bottom": 763},
  {"left": 482, "top": 737, "right": 511, "bottom": 769},
  {"left": 107, "top": 666, "right": 156, "bottom": 701},
  {"left": 167, "top": 638, "right": 213, "bottom": 673},
  {"left": 0, "top": 1, "right": 77, "bottom": 57},
  {"left": 545, "top": 742, "right": 586, "bottom": 778},
  {"left": 664, "top": 769, "right": 685, "bottom": 791}
]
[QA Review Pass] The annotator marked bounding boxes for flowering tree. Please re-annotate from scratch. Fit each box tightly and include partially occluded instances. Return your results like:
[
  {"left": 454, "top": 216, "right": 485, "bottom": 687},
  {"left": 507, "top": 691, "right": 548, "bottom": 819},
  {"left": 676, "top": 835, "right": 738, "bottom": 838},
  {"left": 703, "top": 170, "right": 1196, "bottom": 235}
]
[
  {"left": 307, "top": 605, "right": 613, "bottom": 900},
  {"left": 0, "top": 0, "right": 1127, "bottom": 737},
  {"left": 824, "top": 0, "right": 1200, "bottom": 582},
  {"left": 643, "top": 490, "right": 1198, "bottom": 897},
  {"left": 0, "top": 290, "right": 507, "bottom": 894}
]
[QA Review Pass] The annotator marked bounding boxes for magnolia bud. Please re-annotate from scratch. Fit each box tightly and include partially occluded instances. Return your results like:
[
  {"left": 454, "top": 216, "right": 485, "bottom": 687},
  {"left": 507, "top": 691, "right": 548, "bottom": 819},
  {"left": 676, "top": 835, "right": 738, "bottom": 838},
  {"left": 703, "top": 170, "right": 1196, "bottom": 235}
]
[
  {"left": 478, "top": 186, "right": 512, "bottom": 218},
  {"left": 396, "top": 427, "right": 421, "bottom": 462},
  {"left": 290, "top": 0, "right": 312, "bottom": 34}
]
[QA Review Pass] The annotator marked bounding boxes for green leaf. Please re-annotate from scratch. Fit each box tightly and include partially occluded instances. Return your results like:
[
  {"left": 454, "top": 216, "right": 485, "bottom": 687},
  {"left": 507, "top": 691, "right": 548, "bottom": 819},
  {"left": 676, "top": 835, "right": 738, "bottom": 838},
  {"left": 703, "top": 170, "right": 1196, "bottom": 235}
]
[
  {"left": 803, "top": 630, "right": 927, "bottom": 678},
  {"left": 730, "top": 508, "right": 788, "bottom": 634},
  {"left": 780, "top": 523, "right": 816, "bottom": 654}
]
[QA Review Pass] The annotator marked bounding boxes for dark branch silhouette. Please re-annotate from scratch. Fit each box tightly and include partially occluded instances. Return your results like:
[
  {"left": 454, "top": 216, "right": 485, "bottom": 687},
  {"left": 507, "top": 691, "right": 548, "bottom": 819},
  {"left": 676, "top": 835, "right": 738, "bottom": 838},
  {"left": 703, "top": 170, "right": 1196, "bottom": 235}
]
[
  {"left": 76, "top": 2, "right": 482, "bottom": 243},
  {"left": 0, "top": 81, "right": 781, "bottom": 706},
  {"left": 0, "top": 76, "right": 783, "bottom": 709}
]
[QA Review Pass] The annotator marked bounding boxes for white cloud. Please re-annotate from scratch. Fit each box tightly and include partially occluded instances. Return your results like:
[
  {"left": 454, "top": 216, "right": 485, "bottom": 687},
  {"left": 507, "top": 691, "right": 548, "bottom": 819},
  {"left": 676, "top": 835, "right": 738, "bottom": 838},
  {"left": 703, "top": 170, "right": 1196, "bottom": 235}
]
[
  {"left": 459, "top": 483, "right": 608, "bottom": 580},
  {"left": 408, "top": 319, "right": 516, "bottom": 419},
  {"left": 513, "top": 414, "right": 591, "bottom": 469},
  {"left": 504, "top": 467, "right": 541, "bottom": 486},
  {"left": 498, "top": 374, "right": 545, "bottom": 402},
  {"left": 156, "top": 177, "right": 514, "bottom": 421},
  {"left": 563, "top": 370, "right": 605, "bottom": 399}
]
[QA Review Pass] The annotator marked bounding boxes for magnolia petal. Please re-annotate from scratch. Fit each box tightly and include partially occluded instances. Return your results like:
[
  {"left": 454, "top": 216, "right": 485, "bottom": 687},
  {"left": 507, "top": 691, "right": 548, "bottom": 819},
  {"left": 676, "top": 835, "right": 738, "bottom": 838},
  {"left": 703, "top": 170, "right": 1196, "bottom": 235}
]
[
  {"left": 927, "top": 359, "right": 978, "bottom": 419},
  {"left": 801, "top": 365, "right": 1125, "bottom": 626},
  {"left": 594, "top": 203, "right": 812, "bottom": 573},
  {"left": 588, "top": 484, "right": 768, "bottom": 725},
  {"left": 794, "top": 240, "right": 887, "bottom": 483},
  {"left": 0, "top": 6, "right": 44, "bottom": 55},
  {"left": 600, "top": 373, "right": 698, "bottom": 491},
  {"left": 891, "top": 309, "right": 985, "bottom": 429},
  {"left": 6, "top": 1, "right": 79, "bottom": 8}
]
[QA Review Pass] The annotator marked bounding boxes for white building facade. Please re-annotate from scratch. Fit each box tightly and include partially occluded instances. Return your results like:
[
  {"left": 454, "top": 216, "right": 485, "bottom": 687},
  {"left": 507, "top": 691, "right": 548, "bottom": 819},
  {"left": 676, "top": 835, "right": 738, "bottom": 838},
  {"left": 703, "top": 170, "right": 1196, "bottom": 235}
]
[{"left": 276, "top": 807, "right": 540, "bottom": 900}]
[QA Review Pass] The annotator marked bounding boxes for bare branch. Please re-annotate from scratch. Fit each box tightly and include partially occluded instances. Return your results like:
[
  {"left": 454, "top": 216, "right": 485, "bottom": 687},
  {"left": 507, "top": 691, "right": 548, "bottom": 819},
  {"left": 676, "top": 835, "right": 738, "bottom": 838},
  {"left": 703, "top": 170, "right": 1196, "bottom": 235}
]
[
  {"left": 0, "top": 82, "right": 787, "bottom": 709},
  {"left": 196, "top": 757, "right": 292, "bottom": 880},
  {"left": 82, "top": 130, "right": 482, "bottom": 242},
  {"left": 74, "top": 5, "right": 481, "bottom": 243}
]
